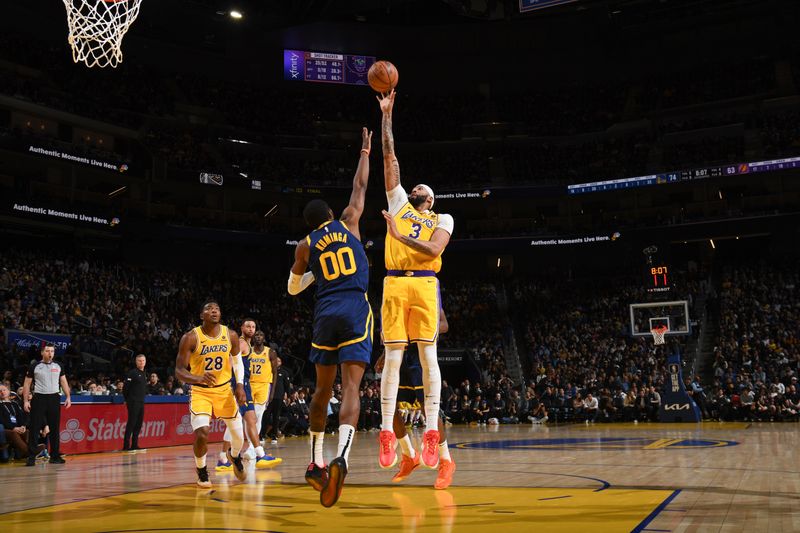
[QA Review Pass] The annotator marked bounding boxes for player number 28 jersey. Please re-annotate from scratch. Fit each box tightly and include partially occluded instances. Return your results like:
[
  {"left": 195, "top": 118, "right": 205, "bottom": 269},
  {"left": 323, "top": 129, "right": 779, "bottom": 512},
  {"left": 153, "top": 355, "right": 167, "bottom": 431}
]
[{"left": 189, "top": 325, "right": 233, "bottom": 385}]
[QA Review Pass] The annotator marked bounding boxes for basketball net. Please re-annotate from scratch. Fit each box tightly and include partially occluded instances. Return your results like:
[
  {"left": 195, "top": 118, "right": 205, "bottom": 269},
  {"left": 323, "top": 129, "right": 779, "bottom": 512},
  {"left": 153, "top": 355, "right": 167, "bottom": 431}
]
[
  {"left": 651, "top": 325, "right": 669, "bottom": 345},
  {"left": 62, "top": 0, "right": 142, "bottom": 68}
]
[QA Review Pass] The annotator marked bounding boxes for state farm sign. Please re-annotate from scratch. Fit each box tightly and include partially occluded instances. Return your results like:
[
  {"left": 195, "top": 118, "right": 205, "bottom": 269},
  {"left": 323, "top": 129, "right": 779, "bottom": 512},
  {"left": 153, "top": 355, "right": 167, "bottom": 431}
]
[{"left": 58, "top": 402, "right": 225, "bottom": 454}]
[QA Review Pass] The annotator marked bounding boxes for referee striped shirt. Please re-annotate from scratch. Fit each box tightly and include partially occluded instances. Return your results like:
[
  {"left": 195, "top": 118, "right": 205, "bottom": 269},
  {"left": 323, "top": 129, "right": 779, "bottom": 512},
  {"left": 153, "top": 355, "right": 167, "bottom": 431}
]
[{"left": 26, "top": 360, "right": 64, "bottom": 395}]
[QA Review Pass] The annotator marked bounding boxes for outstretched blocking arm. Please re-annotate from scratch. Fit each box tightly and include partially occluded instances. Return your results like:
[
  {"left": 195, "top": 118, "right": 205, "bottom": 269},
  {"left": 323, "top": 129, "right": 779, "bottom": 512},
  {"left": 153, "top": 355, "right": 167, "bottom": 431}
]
[
  {"left": 340, "top": 127, "right": 373, "bottom": 240},
  {"left": 287, "top": 240, "right": 314, "bottom": 295},
  {"left": 378, "top": 90, "right": 400, "bottom": 192}
]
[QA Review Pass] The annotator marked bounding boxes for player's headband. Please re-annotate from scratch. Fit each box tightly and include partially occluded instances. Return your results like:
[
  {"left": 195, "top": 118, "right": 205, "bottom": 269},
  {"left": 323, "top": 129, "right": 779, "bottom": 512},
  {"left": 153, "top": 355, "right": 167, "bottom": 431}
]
[{"left": 417, "top": 184, "right": 435, "bottom": 209}]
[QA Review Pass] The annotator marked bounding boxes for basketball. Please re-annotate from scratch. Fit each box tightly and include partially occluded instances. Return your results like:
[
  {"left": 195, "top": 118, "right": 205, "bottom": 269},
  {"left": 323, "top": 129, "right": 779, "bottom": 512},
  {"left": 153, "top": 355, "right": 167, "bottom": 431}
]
[{"left": 368, "top": 60, "right": 398, "bottom": 93}]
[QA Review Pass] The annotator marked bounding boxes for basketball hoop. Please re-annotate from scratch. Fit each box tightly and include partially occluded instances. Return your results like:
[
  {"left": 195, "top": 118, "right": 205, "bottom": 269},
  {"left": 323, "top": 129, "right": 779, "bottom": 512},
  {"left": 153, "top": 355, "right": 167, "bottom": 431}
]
[
  {"left": 650, "top": 325, "right": 669, "bottom": 345},
  {"left": 62, "top": 0, "right": 142, "bottom": 68}
]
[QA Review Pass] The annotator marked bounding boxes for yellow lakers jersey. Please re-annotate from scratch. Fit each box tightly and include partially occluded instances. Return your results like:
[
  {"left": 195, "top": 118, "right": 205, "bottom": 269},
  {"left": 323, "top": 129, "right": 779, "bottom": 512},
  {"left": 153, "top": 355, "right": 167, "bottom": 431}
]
[
  {"left": 385, "top": 202, "right": 443, "bottom": 272},
  {"left": 248, "top": 347, "right": 272, "bottom": 384},
  {"left": 189, "top": 325, "right": 233, "bottom": 384}
]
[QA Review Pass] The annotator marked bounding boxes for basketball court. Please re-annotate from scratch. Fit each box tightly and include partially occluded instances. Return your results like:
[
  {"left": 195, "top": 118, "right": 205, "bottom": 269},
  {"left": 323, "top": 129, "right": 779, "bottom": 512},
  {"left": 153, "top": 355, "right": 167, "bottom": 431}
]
[{"left": 3, "top": 423, "right": 798, "bottom": 532}]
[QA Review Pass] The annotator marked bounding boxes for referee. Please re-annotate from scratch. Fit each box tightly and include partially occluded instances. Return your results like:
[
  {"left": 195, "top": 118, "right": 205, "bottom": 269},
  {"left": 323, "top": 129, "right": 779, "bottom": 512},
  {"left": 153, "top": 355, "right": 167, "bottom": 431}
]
[
  {"left": 22, "top": 343, "right": 71, "bottom": 466},
  {"left": 122, "top": 354, "right": 147, "bottom": 450}
]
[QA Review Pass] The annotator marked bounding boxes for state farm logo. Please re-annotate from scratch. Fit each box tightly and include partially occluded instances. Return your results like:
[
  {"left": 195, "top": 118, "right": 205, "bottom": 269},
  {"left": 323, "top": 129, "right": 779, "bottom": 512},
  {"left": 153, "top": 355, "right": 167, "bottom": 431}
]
[
  {"left": 176, "top": 415, "right": 193, "bottom": 435},
  {"left": 59, "top": 417, "right": 167, "bottom": 442},
  {"left": 60, "top": 419, "right": 86, "bottom": 443}
]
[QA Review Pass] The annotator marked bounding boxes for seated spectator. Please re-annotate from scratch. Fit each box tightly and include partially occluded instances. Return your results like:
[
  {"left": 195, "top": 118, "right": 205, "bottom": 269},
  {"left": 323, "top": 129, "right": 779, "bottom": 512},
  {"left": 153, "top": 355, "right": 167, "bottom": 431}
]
[
  {"left": 358, "top": 388, "right": 380, "bottom": 431},
  {"left": 147, "top": 373, "right": 166, "bottom": 396},
  {"left": 0, "top": 384, "right": 39, "bottom": 459},
  {"left": 583, "top": 393, "right": 599, "bottom": 423}
]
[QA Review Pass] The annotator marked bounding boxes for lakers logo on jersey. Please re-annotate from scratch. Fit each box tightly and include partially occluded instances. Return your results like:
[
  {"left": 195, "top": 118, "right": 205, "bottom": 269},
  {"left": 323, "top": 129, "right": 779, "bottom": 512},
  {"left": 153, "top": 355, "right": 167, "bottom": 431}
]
[
  {"left": 385, "top": 203, "right": 442, "bottom": 273},
  {"left": 190, "top": 325, "right": 233, "bottom": 384},
  {"left": 249, "top": 348, "right": 272, "bottom": 384},
  {"left": 199, "top": 344, "right": 228, "bottom": 356}
]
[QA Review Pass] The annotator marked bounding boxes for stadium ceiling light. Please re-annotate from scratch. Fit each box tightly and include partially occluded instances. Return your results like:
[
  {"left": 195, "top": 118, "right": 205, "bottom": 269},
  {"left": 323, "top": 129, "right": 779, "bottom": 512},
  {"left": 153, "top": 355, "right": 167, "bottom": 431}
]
[
  {"left": 710, "top": 239, "right": 716, "bottom": 249},
  {"left": 230, "top": 10, "right": 243, "bottom": 19}
]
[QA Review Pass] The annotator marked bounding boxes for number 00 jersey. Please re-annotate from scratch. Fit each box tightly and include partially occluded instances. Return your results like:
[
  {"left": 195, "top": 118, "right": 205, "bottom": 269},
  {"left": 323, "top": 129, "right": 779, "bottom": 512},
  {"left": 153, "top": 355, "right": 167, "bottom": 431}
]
[
  {"left": 189, "top": 325, "right": 233, "bottom": 386},
  {"left": 306, "top": 219, "right": 369, "bottom": 299}
]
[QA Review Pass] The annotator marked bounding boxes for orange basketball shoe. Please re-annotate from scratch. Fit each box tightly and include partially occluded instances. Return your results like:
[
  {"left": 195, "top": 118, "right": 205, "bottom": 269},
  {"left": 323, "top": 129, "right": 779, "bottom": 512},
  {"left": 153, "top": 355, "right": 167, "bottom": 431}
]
[
  {"left": 434, "top": 459, "right": 456, "bottom": 490},
  {"left": 378, "top": 430, "right": 398, "bottom": 469},
  {"left": 392, "top": 452, "right": 420, "bottom": 482},
  {"left": 421, "top": 430, "right": 440, "bottom": 469}
]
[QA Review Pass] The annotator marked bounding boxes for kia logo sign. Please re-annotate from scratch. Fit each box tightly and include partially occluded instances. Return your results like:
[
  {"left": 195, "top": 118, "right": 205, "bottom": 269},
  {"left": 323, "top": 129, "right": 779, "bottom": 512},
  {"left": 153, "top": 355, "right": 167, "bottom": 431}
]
[{"left": 664, "top": 403, "right": 690, "bottom": 411}]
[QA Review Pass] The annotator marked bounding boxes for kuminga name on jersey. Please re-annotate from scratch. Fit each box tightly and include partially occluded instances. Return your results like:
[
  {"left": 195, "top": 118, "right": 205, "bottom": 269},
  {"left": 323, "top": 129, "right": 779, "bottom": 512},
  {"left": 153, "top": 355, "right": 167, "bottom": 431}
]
[{"left": 306, "top": 219, "right": 369, "bottom": 298}]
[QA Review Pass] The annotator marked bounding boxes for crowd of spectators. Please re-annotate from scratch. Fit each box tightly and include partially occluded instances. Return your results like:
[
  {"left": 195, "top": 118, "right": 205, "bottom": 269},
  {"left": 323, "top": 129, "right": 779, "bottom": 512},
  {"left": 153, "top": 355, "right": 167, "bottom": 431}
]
[
  {"left": 2, "top": 242, "right": 798, "bottom": 432},
  {"left": 708, "top": 261, "right": 800, "bottom": 421}
]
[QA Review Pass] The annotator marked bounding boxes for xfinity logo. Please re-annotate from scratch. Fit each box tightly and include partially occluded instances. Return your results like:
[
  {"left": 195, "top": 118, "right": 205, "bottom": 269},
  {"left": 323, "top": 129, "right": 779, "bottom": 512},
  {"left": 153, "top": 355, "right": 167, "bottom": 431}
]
[{"left": 664, "top": 403, "right": 690, "bottom": 411}]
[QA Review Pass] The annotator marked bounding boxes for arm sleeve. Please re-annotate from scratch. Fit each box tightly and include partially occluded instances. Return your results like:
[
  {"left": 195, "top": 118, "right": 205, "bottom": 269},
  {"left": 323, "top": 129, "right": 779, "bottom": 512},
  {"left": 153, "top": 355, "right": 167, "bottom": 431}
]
[
  {"left": 232, "top": 354, "right": 245, "bottom": 384},
  {"left": 436, "top": 214, "right": 454, "bottom": 235},
  {"left": 287, "top": 271, "right": 315, "bottom": 296},
  {"left": 386, "top": 185, "right": 408, "bottom": 216},
  {"left": 26, "top": 363, "right": 37, "bottom": 378}
]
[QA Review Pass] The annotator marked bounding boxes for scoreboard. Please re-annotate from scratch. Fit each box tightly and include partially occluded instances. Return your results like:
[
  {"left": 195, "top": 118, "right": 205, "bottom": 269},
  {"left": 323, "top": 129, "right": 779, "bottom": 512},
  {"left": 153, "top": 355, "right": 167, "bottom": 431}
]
[
  {"left": 284, "top": 50, "right": 376, "bottom": 85},
  {"left": 567, "top": 155, "right": 800, "bottom": 195}
]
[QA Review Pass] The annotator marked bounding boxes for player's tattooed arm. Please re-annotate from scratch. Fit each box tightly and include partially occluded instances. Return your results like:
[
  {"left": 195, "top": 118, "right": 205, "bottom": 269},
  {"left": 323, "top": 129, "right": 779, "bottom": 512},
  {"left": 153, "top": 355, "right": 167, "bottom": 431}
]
[
  {"left": 382, "top": 210, "right": 451, "bottom": 258},
  {"left": 377, "top": 90, "right": 400, "bottom": 191}
]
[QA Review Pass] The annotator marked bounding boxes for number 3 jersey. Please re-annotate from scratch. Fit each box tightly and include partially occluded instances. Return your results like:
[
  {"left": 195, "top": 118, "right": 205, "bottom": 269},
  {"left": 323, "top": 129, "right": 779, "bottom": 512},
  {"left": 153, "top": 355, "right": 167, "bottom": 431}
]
[
  {"left": 306, "top": 219, "right": 369, "bottom": 299},
  {"left": 384, "top": 185, "right": 454, "bottom": 273},
  {"left": 189, "top": 325, "right": 233, "bottom": 386}
]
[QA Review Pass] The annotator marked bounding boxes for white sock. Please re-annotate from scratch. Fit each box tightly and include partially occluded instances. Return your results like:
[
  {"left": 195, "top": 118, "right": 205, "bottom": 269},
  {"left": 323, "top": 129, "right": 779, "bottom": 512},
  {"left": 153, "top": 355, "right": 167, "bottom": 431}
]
[
  {"left": 337, "top": 424, "right": 356, "bottom": 467},
  {"left": 419, "top": 343, "right": 442, "bottom": 434},
  {"left": 254, "top": 403, "right": 267, "bottom": 432},
  {"left": 398, "top": 434, "right": 416, "bottom": 458},
  {"left": 195, "top": 454, "right": 207, "bottom": 468},
  {"left": 439, "top": 440, "right": 451, "bottom": 462},
  {"left": 310, "top": 431, "right": 325, "bottom": 467},
  {"left": 226, "top": 418, "right": 245, "bottom": 457},
  {"left": 218, "top": 451, "right": 227, "bottom": 463},
  {"left": 380, "top": 347, "right": 404, "bottom": 430},
  {"left": 255, "top": 446, "right": 265, "bottom": 457}
]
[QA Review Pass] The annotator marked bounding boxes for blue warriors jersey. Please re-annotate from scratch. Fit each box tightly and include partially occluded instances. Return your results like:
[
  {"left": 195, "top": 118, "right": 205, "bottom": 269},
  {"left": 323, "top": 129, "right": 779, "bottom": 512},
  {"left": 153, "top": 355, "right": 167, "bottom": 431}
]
[
  {"left": 241, "top": 340, "right": 252, "bottom": 382},
  {"left": 307, "top": 220, "right": 369, "bottom": 299}
]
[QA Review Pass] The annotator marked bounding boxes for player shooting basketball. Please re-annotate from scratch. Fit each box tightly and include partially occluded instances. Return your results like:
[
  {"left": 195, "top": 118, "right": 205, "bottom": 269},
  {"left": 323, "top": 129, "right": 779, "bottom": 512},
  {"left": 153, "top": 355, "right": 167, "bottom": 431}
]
[{"left": 376, "top": 89, "right": 455, "bottom": 471}]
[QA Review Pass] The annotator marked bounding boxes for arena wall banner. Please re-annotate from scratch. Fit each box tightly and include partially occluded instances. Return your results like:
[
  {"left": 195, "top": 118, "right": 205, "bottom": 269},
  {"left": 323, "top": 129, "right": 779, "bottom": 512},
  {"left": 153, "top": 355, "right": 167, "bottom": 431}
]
[
  {"left": 58, "top": 400, "right": 224, "bottom": 454},
  {"left": 5, "top": 329, "right": 72, "bottom": 356},
  {"left": 26, "top": 144, "right": 130, "bottom": 173}
]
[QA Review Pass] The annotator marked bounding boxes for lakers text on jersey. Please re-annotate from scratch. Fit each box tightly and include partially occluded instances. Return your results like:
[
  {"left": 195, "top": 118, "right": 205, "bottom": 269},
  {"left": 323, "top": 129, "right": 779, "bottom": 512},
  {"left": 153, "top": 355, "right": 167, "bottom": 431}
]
[
  {"left": 249, "top": 347, "right": 272, "bottom": 405},
  {"left": 189, "top": 325, "right": 239, "bottom": 420}
]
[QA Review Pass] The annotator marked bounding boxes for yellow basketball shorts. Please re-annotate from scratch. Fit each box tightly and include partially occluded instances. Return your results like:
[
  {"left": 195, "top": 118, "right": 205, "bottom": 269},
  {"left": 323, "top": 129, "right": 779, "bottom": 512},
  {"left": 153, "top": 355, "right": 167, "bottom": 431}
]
[
  {"left": 190, "top": 381, "right": 239, "bottom": 420},
  {"left": 251, "top": 382, "right": 271, "bottom": 405},
  {"left": 381, "top": 275, "right": 441, "bottom": 346}
]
